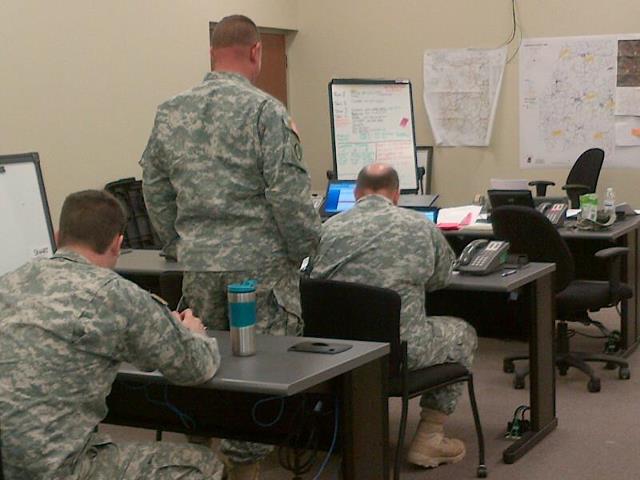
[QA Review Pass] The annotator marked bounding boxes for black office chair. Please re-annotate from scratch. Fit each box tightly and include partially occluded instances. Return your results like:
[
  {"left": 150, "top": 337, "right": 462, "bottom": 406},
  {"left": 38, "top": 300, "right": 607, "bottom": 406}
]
[
  {"left": 492, "top": 206, "right": 631, "bottom": 392},
  {"left": 529, "top": 147, "right": 605, "bottom": 208},
  {"left": 300, "top": 278, "right": 486, "bottom": 478}
]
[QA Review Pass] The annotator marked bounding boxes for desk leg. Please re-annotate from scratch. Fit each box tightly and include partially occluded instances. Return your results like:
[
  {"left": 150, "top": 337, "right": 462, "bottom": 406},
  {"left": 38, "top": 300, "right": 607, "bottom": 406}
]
[
  {"left": 503, "top": 274, "right": 558, "bottom": 463},
  {"left": 341, "top": 356, "right": 389, "bottom": 479},
  {"left": 620, "top": 229, "right": 640, "bottom": 355}
]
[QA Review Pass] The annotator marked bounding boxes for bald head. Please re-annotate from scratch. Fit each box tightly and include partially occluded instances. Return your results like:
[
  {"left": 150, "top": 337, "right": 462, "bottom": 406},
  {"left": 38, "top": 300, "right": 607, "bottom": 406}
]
[
  {"left": 355, "top": 163, "right": 401, "bottom": 204},
  {"left": 211, "top": 15, "right": 262, "bottom": 83}
]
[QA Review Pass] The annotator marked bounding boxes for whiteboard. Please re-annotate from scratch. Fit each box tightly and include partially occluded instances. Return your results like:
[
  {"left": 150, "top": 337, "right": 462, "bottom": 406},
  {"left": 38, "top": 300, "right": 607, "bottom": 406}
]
[
  {"left": 0, "top": 153, "right": 55, "bottom": 276},
  {"left": 329, "top": 79, "right": 419, "bottom": 191}
]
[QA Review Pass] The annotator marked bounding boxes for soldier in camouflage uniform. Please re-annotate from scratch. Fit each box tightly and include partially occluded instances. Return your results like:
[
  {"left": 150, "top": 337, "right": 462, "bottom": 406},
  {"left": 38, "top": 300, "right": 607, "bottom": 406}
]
[
  {"left": 140, "top": 15, "right": 321, "bottom": 479},
  {"left": 309, "top": 164, "right": 477, "bottom": 469},
  {"left": 0, "top": 190, "right": 223, "bottom": 480}
]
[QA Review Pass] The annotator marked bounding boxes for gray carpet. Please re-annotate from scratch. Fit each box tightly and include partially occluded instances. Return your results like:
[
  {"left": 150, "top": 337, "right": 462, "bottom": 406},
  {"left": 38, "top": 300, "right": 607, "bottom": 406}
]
[{"left": 102, "top": 308, "right": 640, "bottom": 479}]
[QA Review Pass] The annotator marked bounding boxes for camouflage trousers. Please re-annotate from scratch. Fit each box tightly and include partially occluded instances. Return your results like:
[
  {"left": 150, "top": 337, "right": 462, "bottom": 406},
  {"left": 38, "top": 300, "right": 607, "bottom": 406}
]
[
  {"left": 59, "top": 434, "right": 223, "bottom": 479},
  {"left": 182, "top": 267, "right": 302, "bottom": 465},
  {"left": 405, "top": 316, "right": 477, "bottom": 415}
]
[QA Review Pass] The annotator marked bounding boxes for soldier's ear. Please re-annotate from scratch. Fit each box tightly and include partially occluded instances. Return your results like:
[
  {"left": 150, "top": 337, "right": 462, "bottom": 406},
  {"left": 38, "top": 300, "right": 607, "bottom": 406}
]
[{"left": 108, "top": 234, "right": 124, "bottom": 257}]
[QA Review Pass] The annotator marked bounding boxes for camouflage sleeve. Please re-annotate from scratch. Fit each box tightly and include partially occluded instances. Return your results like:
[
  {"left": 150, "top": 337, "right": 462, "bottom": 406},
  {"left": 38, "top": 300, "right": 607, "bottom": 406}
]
[
  {"left": 103, "top": 278, "right": 220, "bottom": 385},
  {"left": 258, "top": 99, "right": 321, "bottom": 263},
  {"left": 140, "top": 109, "right": 179, "bottom": 256},
  {"left": 424, "top": 224, "right": 456, "bottom": 292}
]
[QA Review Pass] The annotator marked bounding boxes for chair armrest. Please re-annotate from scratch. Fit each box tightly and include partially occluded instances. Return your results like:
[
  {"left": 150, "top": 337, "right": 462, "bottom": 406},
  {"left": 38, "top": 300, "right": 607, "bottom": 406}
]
[
  {"left": 594, "top": 247, "right": 629, "bottom": 260},
  {"left": 595, "top": 247, "right": 629, "bottom": 292},
  {"left": 528, "top": 180, "right": 555, "bottom": 196}
]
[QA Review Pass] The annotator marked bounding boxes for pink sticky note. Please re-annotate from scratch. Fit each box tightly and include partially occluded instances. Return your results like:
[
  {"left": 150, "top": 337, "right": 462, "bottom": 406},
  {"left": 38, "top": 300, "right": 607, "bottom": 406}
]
[{"left": 400, "top": 118, "right": 409, "bottom": 128}]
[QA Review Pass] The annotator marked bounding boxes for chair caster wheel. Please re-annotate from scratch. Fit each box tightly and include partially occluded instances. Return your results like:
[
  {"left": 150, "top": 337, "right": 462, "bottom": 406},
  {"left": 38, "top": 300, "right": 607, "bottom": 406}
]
[
  {"left": 588, "top": 378, "right": 601, "bottom": 393},
  {"left": 503, "top": 360, "right": 515, "bottom": 373},
  {"left": 619, "top": 366, "right": 631, "bottom": 380},
  {"left": 513, "top": 377, "right": 525, "bottom": 389},
  {"left": 477, "top": 465, "right": 488, "bottom": 478}
]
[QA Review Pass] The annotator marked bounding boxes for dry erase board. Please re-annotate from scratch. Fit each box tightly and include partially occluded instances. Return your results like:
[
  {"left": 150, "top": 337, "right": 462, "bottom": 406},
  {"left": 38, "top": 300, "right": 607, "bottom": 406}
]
[
  {"left": 329, "top": 79, "right": 419, "bottom": 192},
  {"left": 0, "top": 153, "right": 55, "bottom": 276}
]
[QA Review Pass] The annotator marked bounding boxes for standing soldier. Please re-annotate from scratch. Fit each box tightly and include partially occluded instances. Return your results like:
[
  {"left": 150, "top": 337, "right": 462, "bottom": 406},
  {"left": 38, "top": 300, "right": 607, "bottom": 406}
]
[{"left": 140, "top": 14, "right": 321, "bottom": 480}]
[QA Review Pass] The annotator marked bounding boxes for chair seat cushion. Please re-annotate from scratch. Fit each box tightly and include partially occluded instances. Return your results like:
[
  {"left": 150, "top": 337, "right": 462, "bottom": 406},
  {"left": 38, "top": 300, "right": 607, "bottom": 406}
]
[
  {"left": 557, "top": 280, "right": 632, "bottom": 315},
  {"left": 389, "top": 362, "right": 470, "bottom": 397}
]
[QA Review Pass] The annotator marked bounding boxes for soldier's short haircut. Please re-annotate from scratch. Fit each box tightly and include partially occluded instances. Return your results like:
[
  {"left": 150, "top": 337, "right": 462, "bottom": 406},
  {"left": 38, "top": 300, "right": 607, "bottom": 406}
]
[
  {"left": 356, "top": 164, "right": 400, "bottom": 192},
  {"left": 58, "top": 190, "right": 127, "bottom": 254},
  {"left": 211, "top": 15, "right": 260, "bottom": 49}
]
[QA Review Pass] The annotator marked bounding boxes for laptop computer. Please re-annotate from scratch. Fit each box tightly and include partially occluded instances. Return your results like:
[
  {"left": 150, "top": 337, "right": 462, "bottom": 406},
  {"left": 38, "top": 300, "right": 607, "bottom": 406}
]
[
  {"left": 320, "top": 180, "right": 357, "bottom": 218},
  {"left": 404, "top": 206, "right": 439, "bottom": 223},
  {"left": 487, "top": 189, "right": 535, "bottom": 210}
]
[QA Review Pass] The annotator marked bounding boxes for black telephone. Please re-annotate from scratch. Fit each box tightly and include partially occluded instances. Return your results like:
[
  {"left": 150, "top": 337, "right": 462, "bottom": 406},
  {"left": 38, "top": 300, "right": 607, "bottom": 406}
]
[
  {"left": 456, "top": 239, "right": 510, "bottom": 275},
  {"left": 536, "top": 202, "right": 567, "bottom": 226}
]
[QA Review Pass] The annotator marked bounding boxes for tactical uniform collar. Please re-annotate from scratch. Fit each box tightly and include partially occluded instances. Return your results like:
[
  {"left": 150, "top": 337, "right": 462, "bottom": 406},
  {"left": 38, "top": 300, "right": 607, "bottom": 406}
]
[
  {"left": 356, "top": 194, "right": 394, "bottom": 207},
  {"left": 204, "top": 71, "right": 251, "bottom": 85},
  {"left": 51, "top": 248, "right": 91, "bottom": 265}
]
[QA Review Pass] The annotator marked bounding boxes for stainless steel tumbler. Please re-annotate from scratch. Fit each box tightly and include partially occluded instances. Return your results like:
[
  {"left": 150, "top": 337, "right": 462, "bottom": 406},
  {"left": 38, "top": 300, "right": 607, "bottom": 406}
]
[{"left": 228, "top": 280, "right": 257, "bottom": 356}]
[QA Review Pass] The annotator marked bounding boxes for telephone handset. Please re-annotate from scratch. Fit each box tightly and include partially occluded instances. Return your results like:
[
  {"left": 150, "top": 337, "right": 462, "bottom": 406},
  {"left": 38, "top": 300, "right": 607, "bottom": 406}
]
[
  {"left": 536, "top": 202, "right": 567, "bottom": 226},
  {"left": 456, "top": 239, "right": 510, "bottom": 275}
]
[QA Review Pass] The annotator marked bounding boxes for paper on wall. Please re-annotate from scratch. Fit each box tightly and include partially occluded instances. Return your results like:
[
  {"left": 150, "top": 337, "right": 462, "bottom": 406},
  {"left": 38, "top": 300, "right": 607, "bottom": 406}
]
[{"left": 423, "top": 47, "right": 506, "bottom": 147}]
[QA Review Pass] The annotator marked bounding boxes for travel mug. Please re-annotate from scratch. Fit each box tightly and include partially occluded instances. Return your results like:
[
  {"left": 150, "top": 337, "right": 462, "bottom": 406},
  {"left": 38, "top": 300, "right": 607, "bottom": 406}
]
[{"left": 228, "top": 280, "right": 257, "bottom": 356}]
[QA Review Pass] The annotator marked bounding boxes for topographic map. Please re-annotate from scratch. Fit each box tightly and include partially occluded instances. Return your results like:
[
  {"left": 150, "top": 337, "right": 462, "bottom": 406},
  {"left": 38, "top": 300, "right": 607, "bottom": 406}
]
[
  {"left": 423, "top": 47, "right": 506, "bottom": 147},
  {"left": 520, "top": 34, "right": 640, "bottom": 168}
]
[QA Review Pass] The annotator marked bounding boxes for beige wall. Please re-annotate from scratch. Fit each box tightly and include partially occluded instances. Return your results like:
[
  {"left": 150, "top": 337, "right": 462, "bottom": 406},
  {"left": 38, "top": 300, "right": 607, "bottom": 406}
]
[
  {"left": 3, "top": 0, "right": 640, "bottom": 221},
  {"left": 0, "top": 0, "right": 297, "bottom": 222},
  {"left": 288, "top": 0, "right": 640, "bottom": 206}
]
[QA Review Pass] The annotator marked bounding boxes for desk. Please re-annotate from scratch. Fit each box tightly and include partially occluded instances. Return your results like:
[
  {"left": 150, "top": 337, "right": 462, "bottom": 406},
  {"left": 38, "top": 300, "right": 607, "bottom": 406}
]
[
  {"left": 442, "top": 263, "right": 557, "bottom": 463},
  {"left": 105, "top": 331, "right": 390, "bottom": 479},
  {"left": 445, "top": 215, "right": 640, "bottom": 355},
  {"left": 115, "top": 251, "right": 558, "bottom": 464}
]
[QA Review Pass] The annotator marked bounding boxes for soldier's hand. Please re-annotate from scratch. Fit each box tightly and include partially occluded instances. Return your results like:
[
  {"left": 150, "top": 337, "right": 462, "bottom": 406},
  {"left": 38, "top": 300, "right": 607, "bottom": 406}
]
[{"left": 177, "top": 309, "right": 207, "bottom": 335}]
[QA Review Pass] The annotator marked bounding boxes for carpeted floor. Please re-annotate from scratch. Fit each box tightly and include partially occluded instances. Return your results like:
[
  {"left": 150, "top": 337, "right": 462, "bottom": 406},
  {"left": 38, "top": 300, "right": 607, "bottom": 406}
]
[{"left": 102, "top": 308, "right": 640, "bottom": 479}]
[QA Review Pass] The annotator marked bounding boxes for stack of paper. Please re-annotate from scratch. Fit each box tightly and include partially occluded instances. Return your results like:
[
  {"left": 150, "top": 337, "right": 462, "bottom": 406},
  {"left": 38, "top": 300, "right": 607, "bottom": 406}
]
[{"left": 437, "top": 205, "right": 483, "bottom": 230}]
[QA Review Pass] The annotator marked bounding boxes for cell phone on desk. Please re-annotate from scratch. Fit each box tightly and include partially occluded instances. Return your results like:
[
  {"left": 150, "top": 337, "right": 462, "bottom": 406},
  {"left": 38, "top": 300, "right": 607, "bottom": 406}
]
[
  {"left": 456, "top": 240, "right": 510, "bottom": 275},
  {"left": 537, "top": 202, "right": 567, "bottom": 226}
]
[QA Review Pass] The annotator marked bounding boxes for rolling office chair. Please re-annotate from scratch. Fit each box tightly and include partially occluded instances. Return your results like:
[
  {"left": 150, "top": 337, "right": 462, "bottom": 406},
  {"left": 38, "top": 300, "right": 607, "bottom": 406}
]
[
  {"left": 300, "top": 278, "right": 487, "bottom": 478},
  {"left": 528, "top": 147, "right": 605, "bottom": 208},
  {"left": 492, "top": 206, "right": 631, "bottom": 392}
]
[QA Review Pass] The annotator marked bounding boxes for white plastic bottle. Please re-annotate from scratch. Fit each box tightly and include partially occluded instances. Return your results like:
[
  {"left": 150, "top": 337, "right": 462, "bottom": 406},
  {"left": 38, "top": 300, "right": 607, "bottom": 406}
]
[{"left": 604, "top": 187, "right": 616, "bottom": 219}]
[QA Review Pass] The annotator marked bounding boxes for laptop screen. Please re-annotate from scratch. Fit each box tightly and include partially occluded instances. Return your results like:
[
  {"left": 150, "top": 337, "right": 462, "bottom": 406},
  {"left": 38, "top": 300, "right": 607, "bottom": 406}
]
[
  {"left": 406, "top": 206, "right": 439, "bottom": 223},
  {"left": 322, "top": 180, "right": 357, "bottom": 215}
]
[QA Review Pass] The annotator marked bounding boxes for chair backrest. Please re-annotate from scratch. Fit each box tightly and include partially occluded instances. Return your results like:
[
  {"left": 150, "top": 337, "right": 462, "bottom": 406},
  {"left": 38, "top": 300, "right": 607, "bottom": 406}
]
[
  {"left": 491, "top": 206, "right": 575, "bottom": 292},
  {"left": 566, "top": 148, "right": 604, "bottom": 193},
  {"left": 300, "top": 277, "right": 403, "bottom": 376}
]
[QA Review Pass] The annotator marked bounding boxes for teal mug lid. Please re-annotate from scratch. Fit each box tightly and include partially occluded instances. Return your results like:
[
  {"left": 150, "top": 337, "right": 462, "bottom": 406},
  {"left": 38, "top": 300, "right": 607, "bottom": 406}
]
[{"left": 228, "top": 279, "right": 257, "bottom": 293}]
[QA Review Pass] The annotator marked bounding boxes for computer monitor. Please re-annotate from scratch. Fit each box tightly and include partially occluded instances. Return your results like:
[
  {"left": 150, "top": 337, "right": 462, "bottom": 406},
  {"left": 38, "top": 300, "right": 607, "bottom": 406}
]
[
  {"left": 414, "top": 206, "right": 439, "bottom": 223},
  {"left": 320, "top": 180, "right": 357, "bottom": 217},
  {"left": 487, "top": 189, "right": 535, "bottom": 210}
]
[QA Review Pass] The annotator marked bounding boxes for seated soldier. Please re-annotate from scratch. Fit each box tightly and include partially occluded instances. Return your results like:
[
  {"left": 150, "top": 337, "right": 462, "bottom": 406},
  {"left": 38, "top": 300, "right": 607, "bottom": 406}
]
[
  {"left": 0, "top": 190, "right": 223, "bottom": 480},
  {"left": 309, "top": 163, "right": 478, "bottom": 469}
]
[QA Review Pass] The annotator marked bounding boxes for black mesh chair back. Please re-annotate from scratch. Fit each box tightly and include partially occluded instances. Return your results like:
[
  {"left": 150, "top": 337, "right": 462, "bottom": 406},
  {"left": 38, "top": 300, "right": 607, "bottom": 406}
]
[
  {"left": 300, "top": 278, "right": 403, "bottom": 377},
  {"left": 492, "top": 205, "right": 574, "bottom": 292},
  {"left": 566, "top": 148, "right": 604, "bottom": 194}
]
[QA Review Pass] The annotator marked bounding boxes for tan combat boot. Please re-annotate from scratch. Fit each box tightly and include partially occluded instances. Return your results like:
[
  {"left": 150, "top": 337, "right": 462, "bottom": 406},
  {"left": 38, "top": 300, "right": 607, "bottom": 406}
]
[
  {"left": 406, "top": 408, "right": 466, "bottom": 468},
  {"left": 220, "top": 454, "right": 261, "bottom": 480}
]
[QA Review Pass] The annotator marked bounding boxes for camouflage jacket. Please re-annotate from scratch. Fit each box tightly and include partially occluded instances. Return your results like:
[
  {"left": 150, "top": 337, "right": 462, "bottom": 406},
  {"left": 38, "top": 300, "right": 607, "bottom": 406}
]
[
  {"left": 0, "top": 250, "right": 220, "bottom": 479},
  {"left": 140, "top": 71, "right": 321, "bottom": 271},
  {"left": 309, "top": 195, "right": 456, "bottom": 339}
]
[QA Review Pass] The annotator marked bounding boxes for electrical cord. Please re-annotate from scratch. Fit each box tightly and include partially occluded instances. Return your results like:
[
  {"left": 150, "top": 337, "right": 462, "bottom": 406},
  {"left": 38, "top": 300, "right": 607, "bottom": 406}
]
[
  {"left": 251, "top": 396, "right": 287, "bottom": 428},
  {"left": 312, "top": 395, "right": 339, "bottom": 480},
  {"left": 122, "top": 382, "right": 196, "bottom": 431}
]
